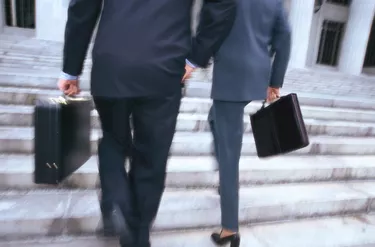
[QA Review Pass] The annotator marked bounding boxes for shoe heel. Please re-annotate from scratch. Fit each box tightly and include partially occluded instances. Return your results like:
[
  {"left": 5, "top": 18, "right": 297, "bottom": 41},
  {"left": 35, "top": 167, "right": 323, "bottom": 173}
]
[{"left": 230, "top": 235, "right": 240, "bottom": 247}]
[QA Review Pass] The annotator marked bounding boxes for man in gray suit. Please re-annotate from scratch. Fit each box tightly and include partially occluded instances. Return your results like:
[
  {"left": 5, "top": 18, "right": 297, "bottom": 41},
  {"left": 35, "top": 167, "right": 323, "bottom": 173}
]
[{"left": 194, "top": 0, "right": 291, "bottom": 245}]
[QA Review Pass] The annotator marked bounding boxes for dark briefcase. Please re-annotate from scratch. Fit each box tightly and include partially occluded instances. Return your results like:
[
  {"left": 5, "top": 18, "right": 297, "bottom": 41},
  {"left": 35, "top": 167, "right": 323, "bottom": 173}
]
[
  {"left": 250, "top": 93, "right": 309, "bottom": 158},
  {"left": 34, "top": 96, "right": 92, "bottom": 184}
]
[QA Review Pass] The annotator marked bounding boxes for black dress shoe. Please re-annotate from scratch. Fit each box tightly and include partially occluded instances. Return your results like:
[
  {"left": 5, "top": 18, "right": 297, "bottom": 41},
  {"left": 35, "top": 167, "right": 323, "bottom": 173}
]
[
  {"left": 124, "top": 241, "right": 150, "bottom": 247},
  {"left": 97, "top": 209, "right": 116, "bottom": 236},
  {"left": 211, "top": 231, "right": 240, "bottom": 247},
  {"left": 120, "top": 241, "right": 134, "bottom": 247},
  {"left": 101, "top": 217, "right": 116, "bottom": 236}
]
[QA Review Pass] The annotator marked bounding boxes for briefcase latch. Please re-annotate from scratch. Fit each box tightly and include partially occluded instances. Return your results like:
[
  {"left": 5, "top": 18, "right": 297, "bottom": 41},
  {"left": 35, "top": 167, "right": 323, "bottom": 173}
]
[{"left": 46, "top": 163, "right": 58, "bottom": 169}]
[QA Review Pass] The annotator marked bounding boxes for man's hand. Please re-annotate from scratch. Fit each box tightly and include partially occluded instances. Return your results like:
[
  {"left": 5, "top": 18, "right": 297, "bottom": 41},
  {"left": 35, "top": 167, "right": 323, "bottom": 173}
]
[
  {"left": 182, "top": 64, "right": 196, "bottom": 82},
  {"left": 57, "top": 78, "right": 80, "bottom": 96},
  {"left": 267, "top": 87, "right": 280, "bottom": 103}
]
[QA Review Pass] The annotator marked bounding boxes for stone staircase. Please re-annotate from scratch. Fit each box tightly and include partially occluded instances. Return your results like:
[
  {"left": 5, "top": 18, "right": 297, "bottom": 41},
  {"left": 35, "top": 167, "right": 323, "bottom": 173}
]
[{"left": 1, "top": 33, "right": 375, "bottom": 247}]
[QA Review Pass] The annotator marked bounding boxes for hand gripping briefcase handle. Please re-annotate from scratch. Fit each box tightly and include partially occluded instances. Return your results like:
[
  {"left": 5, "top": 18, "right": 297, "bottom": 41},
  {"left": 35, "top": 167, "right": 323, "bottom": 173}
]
[{"left": 260, "top": 96, "right": 281, "bottom": 110}]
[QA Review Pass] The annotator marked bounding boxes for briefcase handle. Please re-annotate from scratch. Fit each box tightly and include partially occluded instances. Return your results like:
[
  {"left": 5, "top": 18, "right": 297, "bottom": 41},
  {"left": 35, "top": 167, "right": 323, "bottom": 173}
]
[
  {"left": 260, "top": 96, "right": 280, "bottom": 109},
  {"left": 60, "top": 93, "right": 91, "bottom": 102}
]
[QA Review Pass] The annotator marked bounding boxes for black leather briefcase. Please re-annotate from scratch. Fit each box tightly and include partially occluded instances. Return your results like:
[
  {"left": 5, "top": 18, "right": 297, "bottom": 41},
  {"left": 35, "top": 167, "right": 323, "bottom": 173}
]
[
  {"left": 34, "top": 95, "right": 92, "bottom": 184},
  {"left": 250, "top": 93, "right": 309, "bottom": 158}
]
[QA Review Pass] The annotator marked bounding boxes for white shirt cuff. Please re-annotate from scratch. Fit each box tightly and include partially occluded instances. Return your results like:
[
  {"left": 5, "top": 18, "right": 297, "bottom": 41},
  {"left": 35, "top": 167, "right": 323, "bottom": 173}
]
[
  {"left": 185, "top": 59, "right": 198, "bottom": 68},
  {"left": 60, "top": 71, "right": 78, "bottom": 80}
]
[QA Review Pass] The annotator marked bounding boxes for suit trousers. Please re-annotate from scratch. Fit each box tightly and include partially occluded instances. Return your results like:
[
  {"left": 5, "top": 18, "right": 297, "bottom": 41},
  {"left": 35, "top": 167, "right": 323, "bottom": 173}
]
[
  {"left": 208, "top": 100, "right": 250, "bottom": 232},
  {"left": 93, "top": 92, "right": 181, "bottom": 246}
]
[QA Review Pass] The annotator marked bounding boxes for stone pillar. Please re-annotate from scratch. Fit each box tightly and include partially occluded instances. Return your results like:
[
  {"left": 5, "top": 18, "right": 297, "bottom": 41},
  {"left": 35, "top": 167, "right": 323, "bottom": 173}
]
[
  {"left": 35, "top": 0, "right": 70, "bottom": 41},
  {"left": 288, "top": 0, "right": 315, "bottom": 68},
  {"left": 0, "top": 0, "right": 5, "bottom": 33},
  {"left": 338, "top": 0, "right": 375, "bottom": 75}
]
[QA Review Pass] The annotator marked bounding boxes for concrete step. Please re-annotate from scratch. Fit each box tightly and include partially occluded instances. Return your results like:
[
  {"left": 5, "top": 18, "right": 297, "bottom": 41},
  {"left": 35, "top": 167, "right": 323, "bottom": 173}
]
[
  {"left": 0, "top": 182, "right": 374, "bottom": 239},
  {"left": 0, "top": 63, "right": 90, "bottom": 73},
  {"left": 0, "top": 85, "right": 374, "bottom": 113},
  {"left": 0, "top": 56, "right": 61, "bottom": 64},
  {"left": 0, "top": 50, "right": 67, "bottom": 60},
  {"left": 0, "top": 45, "right": 62, "bottom": 55},
  {"left": 0, "top": 61, "right": 375, "bottom": 100},
  {"left": 0, "top": 42, "right": 62, "bottom": 50},
  {"left": 0, "top": 31, "right": 35, "bottom": 40},
  {"left": 1, "top": 28, "right": 38, "bottom": 38},
  {"left": 0, "top": 72, "right": 91, "bottom": 90},
  {"left": 185, "top": 80, "right": 375, "bottom": 102},
  {"left": 0, "top": 55, "right": 92, "bottom": 67},
  {"left": 181, "top": 97, "right": 375, "bottom": 114},
  {"left": 2, "top": 214, "right": 375, "bottom": 247},
  {"left": 0, "top": 48, "right": 90, "bottom": 60},
  {"left": 1, "top": 33, "right": 375, "bottom": 97},
  {"left": 1, "top": 154, "right": 375, "bottom": 190},
  {"left": 0, "top": 70, "right": 374, "bottom": 111},
  {"left": 0, "top": 67, "right": 73, "bottom": 76},
  {"left": 1, "top": 104, "right": 375, "bottom": 136},
  {"left": 0, "top": 51, "right": 65, "bottom": 60},
  {"left": 0, "top": 50, "right": 373, "bottom": 84},
  {"left": 1, "top": 127, "right": 375, "bottom": 155},
  {"left": 0, "top": 33, "right": 89, "bottom": 52},
  {"left": 0, "top": 50, "right": 66, "bottom": 60},
  {"left": 0, "top": 36, "right": 79, "bottom": 53},
  {"left": 1, "top": 60, "right": 374, "bottom": 100},
  {"left": 186, "top": 71, "right": 375, "bottom": 100}
]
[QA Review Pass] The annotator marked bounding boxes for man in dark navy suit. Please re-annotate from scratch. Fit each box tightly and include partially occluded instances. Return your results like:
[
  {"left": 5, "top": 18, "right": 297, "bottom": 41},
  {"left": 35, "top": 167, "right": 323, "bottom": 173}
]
[{"left": 57, "top": 0, "right": 236, "bottom": 246}]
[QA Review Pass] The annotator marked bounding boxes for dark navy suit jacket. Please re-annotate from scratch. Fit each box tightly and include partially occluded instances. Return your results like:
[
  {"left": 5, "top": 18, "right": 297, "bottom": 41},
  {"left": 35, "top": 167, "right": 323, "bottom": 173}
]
[
  {"left": 212, "top": 0, "right": 291, "bottom": 101},
  {"left": 62, "top": 0, "right": 236, "bottom": 98}
]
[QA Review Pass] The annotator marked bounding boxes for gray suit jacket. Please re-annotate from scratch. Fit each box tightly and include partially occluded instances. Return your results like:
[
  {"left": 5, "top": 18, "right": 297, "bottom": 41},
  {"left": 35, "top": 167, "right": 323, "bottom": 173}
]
[{"left": 212, "top": 0, "right": 291, "bottom": 101}]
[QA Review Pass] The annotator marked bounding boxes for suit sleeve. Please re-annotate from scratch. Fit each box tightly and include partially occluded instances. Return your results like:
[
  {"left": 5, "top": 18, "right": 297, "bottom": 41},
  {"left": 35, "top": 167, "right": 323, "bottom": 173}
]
[
  {"left": 187, "top": 0, "right": 236, "bottom": 68},
  {"left": 62, "top": 0, "right": 103, "bottom": 76},
  {"left": 269, "top": 0, "right": 291, "bottom": 88}
]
